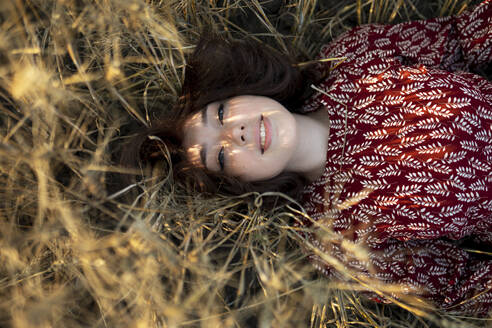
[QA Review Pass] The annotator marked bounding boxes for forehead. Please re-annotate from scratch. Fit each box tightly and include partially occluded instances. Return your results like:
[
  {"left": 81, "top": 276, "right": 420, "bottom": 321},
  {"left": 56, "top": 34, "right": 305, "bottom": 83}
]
[
  {"left": 183, "top": 108, "right": 203, "bottom": 133},
  {"left": 182, "top": 110, "right": 205, "bottom": 167}
]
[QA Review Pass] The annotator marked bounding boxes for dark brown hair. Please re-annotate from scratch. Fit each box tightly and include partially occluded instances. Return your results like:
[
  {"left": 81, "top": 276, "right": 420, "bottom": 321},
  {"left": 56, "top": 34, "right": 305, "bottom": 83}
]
[{"left": 121, "top": 33, "right": 323, "bottom": 199}]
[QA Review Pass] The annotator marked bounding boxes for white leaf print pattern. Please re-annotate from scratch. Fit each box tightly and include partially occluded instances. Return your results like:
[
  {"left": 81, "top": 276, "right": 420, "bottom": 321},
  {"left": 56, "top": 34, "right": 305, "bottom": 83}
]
[{"left": 300, "top": 2, "right": 492, "bottom": 314}]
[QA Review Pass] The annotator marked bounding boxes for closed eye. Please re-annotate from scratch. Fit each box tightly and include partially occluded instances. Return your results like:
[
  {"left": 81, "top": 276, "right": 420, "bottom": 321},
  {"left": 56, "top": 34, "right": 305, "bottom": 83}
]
[
  {"left": 218, "top": 146, "right": 225, "bottom": 171},
  {"left": 217, "top": 103, "right": 224, "bottom": 125}
]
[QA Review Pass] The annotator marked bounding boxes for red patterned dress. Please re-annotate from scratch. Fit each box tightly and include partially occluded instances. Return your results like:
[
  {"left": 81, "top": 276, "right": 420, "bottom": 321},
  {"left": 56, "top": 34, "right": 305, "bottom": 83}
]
[{"left": 299, "top": 0, "right": 492, "bottom": 315}]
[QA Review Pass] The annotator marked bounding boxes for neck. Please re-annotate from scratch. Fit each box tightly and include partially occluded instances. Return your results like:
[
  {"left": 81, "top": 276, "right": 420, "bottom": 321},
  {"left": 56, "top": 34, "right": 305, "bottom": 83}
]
[{"left": 285, "top": 110, "right": 330, "bottom": 182}]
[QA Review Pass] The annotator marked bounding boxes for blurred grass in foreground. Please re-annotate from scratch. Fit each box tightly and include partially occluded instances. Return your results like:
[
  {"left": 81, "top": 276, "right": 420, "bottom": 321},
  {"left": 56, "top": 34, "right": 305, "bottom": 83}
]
[{"left": 0, "top": 0, "right": 490, "bottom": 327}]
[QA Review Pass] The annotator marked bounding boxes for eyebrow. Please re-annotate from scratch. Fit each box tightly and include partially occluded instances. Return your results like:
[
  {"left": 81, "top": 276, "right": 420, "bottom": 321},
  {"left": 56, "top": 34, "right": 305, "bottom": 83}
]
[
  {"left": 200, "top": 146, "right": 207, "bottom": 169},
  {"left": 199, "top": 107, "right": 207, "bottom": 168},
  {"left": 201, "top": 106, "right": 207, "bottom": 125}
]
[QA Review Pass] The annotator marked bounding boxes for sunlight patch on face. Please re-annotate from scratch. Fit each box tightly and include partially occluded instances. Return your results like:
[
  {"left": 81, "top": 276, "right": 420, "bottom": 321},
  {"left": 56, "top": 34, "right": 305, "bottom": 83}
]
[{"left": 186, "top": 145, "right": 203, "bottom": 168}]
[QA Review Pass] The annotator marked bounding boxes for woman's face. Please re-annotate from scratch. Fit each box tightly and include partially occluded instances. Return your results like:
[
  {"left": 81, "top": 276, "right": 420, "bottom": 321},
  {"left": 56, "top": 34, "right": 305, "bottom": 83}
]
[{"left": 182, "top": 95, "right": 297, "bottom": 182}]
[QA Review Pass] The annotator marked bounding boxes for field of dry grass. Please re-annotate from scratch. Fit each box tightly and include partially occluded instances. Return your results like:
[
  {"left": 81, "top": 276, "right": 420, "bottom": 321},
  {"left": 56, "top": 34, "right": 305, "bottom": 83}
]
[{"left": 0, "top": 0, "right": 490, "bottom": 327}]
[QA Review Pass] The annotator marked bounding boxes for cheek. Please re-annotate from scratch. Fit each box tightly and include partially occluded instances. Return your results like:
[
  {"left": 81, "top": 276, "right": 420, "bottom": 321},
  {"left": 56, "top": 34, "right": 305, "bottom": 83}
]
[
  {"left": 227, "top": 151, "right": 262, "bottom": 180},
  {"left": 235, "top": 156, "right": 285, "bottom": 182},
  {"left": 227, "top": 152, "right": 255, "bottom": 175}
]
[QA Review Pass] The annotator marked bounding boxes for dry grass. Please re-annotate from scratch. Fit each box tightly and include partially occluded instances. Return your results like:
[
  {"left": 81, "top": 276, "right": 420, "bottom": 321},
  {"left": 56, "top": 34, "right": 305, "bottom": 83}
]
[{"left": 0, "top": 0, "right": 490, "bottom": 327}]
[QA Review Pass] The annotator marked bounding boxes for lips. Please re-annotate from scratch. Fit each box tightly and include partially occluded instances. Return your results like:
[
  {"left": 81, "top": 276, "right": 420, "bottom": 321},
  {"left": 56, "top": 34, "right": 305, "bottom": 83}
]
[{"left": 259, "top": 115, "right": 271, "bottom": 154}]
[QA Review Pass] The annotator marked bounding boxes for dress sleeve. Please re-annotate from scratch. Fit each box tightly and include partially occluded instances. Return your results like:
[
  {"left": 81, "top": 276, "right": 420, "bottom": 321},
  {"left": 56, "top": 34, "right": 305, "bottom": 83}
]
[
  {"left": 309, "top": 236, "right": 492, "bottom": 315},
  {"left": 321, "top": 0, "right": 491, "bottom": 72}
]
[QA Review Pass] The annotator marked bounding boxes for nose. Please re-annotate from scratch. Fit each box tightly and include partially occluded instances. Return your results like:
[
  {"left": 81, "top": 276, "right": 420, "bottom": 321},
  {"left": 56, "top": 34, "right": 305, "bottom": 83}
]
[{"left": 223, "top": 124, "right": 246, "bottom": 146}]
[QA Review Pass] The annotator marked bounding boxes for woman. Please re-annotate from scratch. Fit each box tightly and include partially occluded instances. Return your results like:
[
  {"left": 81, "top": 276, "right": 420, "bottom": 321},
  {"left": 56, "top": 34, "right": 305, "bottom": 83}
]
[{"left": 126, "top": 0, "right": 492, "bottom": 316}]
